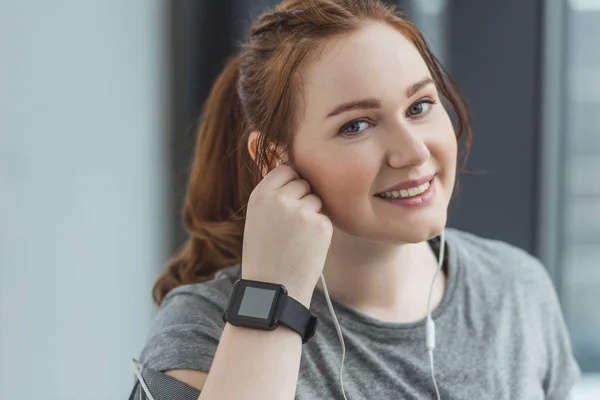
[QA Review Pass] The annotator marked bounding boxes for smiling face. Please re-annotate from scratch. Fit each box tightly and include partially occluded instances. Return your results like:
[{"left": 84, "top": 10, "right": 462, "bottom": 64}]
[{"left": 291, "top": 22, "right": 457, "bottom": 244}]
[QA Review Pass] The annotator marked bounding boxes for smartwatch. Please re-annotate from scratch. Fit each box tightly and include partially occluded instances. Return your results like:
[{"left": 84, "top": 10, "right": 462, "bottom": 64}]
[{"left": 222, "top": 279, "right": 318, "bottom": 344}]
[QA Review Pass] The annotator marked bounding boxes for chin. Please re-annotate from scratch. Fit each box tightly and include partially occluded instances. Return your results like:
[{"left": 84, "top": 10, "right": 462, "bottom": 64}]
[
  {"left": 343, "top": 218, "right": 446, "bottom": 245},
  {"left": 383, "top": 211, "right": 447, "bottom": 244},
  {"left": 395, "top": 226, "right": 444, "bottom": 244},
  {"left": 329, "top": 200, "right": 449, "bottom": 244}
]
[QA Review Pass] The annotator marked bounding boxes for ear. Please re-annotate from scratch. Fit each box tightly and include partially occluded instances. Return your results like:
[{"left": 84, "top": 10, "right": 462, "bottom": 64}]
[
  {"left": 247, "top": 130, "right": 260, "bottom": 164},
  {"left": 247, "top": 131, "right": 286, "bottom": 177}
]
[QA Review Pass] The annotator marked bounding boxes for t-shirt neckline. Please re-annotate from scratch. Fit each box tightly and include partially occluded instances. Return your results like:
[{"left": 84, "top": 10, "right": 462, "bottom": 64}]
[{"left": 310, "top": 232, "right": 460, "bottom": 334}]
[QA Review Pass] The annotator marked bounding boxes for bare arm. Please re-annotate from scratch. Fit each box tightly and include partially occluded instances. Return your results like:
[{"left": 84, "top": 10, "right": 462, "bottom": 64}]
[
  {"left": 162, "top": 164, "right": 329, "bottom": 399},
  {"left": 164, "top": 291, "right": 311, "bottom": 400}
]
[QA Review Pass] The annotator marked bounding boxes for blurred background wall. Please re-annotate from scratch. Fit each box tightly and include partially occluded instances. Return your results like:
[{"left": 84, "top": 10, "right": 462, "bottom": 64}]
[
  {"left": 0, "top": 0, "right": 598, "bottom": 399},
  {"left": 0, "top": 0, "right": 169, "bottom": 399}
]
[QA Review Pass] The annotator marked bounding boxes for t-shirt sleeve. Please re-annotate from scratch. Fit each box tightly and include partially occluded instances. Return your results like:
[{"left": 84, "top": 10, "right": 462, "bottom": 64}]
[
  {"left": 139, "top": 284, "right": 229, "bottom": 373},
  {"left": 532, "top": 262, "right": 582, "bottom": 399}
]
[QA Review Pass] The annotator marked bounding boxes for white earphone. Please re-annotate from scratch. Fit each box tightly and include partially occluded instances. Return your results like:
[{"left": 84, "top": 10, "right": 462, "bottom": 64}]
[
  {"left": 275, "top": 156, "right": 444, "bottom": 399},
  {"left": 132, "top": 157, "right": 444, "bottom": 400},
  {"left": 131, "top": 358, "right": 156, "bottom": 400},
  {"left": 319, "top": 228, "right": 445, "bottom": 400}
]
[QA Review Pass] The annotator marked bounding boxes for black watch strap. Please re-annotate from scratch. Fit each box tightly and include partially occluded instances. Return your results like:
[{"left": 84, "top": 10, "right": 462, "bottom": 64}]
[{"left": 277, "top": 295, "right": 318, "bottom": 344}]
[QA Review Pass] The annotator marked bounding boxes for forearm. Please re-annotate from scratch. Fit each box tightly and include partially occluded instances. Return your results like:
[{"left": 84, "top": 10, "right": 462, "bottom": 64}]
[{"left": 199, "top": 292, "right": 312, "bottom": 400}]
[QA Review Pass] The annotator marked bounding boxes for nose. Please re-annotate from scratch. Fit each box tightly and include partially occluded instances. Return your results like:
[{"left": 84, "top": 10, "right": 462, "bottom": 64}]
[{"left": 384, "top": 125, "right": 430, "bottom": 168}]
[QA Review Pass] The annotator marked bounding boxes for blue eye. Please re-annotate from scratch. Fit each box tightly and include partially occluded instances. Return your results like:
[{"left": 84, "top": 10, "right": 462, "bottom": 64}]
[
  {"left": 407, "top": 99, "right": 436, "bottom": 117},
  {"left": 339, "top": 119, "right": 372, "bottom": 137}
]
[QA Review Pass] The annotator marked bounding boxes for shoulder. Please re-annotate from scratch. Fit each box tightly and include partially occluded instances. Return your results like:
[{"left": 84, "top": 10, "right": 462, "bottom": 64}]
[
  {"left": 445, "top": 227, "right": 539, "bottom": 266},
  {"left": 139, "top": 264, "right": 241, "bottom": 372},
  {"left": 446, "top": 228, "right": 549, "bottom": 283},
  {"left": 445, "top": 229, "right": 581, "bottom": 395},
  {"left": 161, "top": 264, "right": 241, "bottom": 309},
  {"left": 445, "top": 228, "right": 557, "bottom": 303}
]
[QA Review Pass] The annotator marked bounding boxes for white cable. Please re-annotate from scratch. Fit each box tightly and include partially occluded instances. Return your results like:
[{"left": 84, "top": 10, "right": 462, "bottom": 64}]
[
  {"left": 426, "top": 229, "right": 445, "bottom": 326},
  {"left": 319, "top": 272, "right": 350, "bottom": 400},
  {"left": 131, "top": 358, "right": 156, "bottom": 400},
  {"left": 322, "top": 229, "right": 446, "bottom": 400},
  {"left": 426, "top": 228, "right": 445, "bottom": 400},
  {"left": 428, "top": 350, "right": 441, "bottom": 400}
]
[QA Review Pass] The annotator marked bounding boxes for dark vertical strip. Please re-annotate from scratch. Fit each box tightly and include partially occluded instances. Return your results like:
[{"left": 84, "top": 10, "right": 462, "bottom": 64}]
[
  {"left": 445, "top": 0, "right": 543, "bottom": 254},
  {"left": 168, "top": 0, "right": 242, "bottom": 250}
]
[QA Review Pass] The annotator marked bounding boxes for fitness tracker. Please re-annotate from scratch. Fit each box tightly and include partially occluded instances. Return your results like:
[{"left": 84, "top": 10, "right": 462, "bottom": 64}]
[{"left": 222, "top": 279, "right": 318, "bottom": 344}]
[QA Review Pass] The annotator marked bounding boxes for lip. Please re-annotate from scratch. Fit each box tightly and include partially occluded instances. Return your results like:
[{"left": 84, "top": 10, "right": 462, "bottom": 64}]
[
  {"left": 375, "top": 177, "right": 436, "bottom": 207},
  {"left": 375, "top": 174, "right": 435, "bottom": 195}
]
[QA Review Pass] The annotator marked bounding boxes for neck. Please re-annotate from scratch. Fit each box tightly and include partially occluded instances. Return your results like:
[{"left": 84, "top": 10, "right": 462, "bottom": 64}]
[{"left": 316, "top": 227, "right": 446, "bottom": 324}]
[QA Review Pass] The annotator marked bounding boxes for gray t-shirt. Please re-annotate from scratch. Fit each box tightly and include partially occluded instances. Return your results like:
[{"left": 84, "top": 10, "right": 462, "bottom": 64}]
[{"left": 135, "top": 228, "right": 580, "bottom": 399}]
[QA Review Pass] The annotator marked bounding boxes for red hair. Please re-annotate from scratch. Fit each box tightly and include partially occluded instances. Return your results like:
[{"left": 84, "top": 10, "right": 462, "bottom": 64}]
[{"left": 152, "top": 0, "right": 471, "bottom": 305}]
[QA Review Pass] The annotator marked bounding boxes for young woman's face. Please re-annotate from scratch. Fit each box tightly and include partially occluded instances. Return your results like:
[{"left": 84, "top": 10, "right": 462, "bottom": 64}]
[{"left": 292, "top": 22, "right": 457, "bottom": 244}]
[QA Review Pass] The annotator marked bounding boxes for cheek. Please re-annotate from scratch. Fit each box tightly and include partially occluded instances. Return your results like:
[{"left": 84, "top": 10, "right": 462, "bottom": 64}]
[
  {"left": 429, "top": 114, "right": 458, "bottom": 196},
  {"left": 294, "top": 144, "right": 377, "bottom": 216},
  {"left": 428, "top": 108, "right": 457, "bottom": 159},
  {"left": 437, "top": 131, "right": 457, "bottom": 168},
  {"left": 321, "top": 160, "right": 372, "bottom": 198}
]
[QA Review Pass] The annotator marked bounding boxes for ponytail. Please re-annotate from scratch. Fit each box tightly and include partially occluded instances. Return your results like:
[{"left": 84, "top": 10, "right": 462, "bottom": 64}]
[{"left": 152, "top": 55, "right": 257, "bottom": 305}]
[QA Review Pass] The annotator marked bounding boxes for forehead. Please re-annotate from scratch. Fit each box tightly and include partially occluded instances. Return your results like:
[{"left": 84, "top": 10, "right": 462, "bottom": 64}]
[{"left": 299, "top": 22, "right": 430, "bottom": 113}]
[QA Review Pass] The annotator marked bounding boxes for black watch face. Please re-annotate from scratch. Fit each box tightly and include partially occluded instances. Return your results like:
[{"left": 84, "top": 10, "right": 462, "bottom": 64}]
[{"left": 226, "top": 280, "right": 285, "bottom": 330}]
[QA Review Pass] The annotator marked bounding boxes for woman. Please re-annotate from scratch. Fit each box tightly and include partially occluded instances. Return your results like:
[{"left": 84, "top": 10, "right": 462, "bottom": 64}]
[{"left": 129, "top": 0, "right": 580, "bottom": 399}]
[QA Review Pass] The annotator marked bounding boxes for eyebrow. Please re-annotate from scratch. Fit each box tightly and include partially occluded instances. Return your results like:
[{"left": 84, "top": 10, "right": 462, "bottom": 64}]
[
  {"left": 325, "top": 77, "right": 435, "bottom": 118},
  {"left": 405, "top": 77, "right": 435, "bottom": 98}
]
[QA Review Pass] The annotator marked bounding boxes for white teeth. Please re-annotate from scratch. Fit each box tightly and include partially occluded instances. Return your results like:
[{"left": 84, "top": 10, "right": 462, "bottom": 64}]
[{"left": 379, "top": 181, "right": 430, "bottom": 199}]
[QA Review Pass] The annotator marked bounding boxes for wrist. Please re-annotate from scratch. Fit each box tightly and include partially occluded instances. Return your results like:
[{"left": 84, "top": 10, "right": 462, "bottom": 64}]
[
  {"left": 285, "top": 286, "right": 314, "bottom": 309},
  {"left": 239, "top": 272, "right": 315, "bottom": 308},
  {"left": 223, "top": 277, "right": 318, "bottom": 343}
]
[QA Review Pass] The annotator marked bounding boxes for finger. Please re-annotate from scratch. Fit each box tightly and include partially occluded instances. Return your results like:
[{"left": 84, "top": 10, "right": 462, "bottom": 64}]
[
  {"left": 299, "top": 193, "right": 323, "bottom": 213},
  {"left": 260, "top": 164, "right": 299, "bottom": 190},
  {"left": 260, "top": 156, "right": 283, "bottom": 178},
  {"left": 279, "top": 179, "right": 311, "bottom": 199}
]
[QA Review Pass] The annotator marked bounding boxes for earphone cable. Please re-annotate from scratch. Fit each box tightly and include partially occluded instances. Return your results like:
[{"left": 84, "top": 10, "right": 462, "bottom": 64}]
[
  {"left": 131, "top": 358, "right": 156, "bottom": 400},
  {"left": 322, "top": 229, "right": 446, "bottom": 400},
  {"left": 320, "top": 272, "right": 350, "bottom": 400}
]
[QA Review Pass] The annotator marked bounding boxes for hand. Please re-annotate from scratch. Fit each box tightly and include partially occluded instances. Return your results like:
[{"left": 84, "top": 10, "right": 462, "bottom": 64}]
[{"left": 241, "top": 164, "right": 333, "bottom": 305}]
